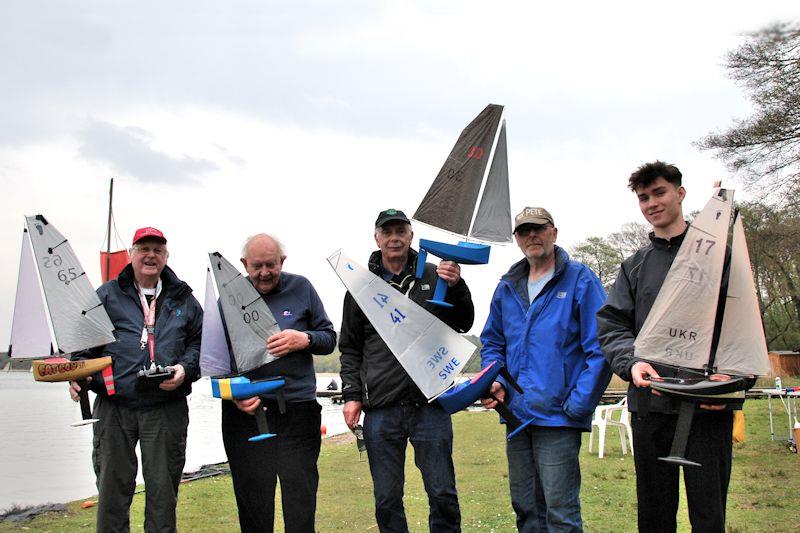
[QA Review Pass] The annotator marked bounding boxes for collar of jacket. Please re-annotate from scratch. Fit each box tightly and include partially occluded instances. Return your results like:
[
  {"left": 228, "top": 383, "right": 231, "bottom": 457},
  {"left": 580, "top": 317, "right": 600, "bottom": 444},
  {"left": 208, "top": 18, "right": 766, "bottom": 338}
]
[
  {"left": 367, "top": 248, "right": 419, "bottom": 277},
  {"left": 116, "top": 263, "right": 191, "bottom": 300},
  {"left": 648, "top": 223, "right": 689, "bottom": 250},
  {"left": 502, "top": 244, "right": 570, "bottom": 283},
  {"left": 501, "top": 245, "right": 569, "bottom": 305}
]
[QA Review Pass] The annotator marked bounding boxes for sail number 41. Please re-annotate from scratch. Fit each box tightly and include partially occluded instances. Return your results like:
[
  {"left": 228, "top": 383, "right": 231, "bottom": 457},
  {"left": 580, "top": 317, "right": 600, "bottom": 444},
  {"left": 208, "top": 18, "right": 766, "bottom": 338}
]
[{"left": 373, "top": 293, "right": 407, "bottom": 324}]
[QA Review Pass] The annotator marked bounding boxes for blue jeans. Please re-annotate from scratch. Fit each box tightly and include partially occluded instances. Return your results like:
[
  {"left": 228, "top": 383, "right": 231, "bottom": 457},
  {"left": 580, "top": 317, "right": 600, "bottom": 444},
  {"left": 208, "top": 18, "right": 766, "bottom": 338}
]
[
  {"left": 506, "top": 426, "right": 583, "bottom": 533},
  {"left": 363, "top": 403, "right": 460, "bottom": 533}
]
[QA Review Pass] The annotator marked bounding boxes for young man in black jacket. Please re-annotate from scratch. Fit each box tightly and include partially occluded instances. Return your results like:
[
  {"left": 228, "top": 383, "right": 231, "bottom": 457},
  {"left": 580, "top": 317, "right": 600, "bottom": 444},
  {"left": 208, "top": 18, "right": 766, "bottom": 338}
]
[
  {"left": 339, "top": 209, "right": 474, "bottom": 533},
  {"left": 597, "top": 162, "right": 743, "bottom": 533}
]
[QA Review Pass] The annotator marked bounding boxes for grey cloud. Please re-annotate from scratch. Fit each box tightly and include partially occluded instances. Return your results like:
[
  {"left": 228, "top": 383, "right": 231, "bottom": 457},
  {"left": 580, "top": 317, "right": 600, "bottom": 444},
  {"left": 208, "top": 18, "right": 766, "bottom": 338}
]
[{"left": 78, "top": 120, "right": 218, "bottom": 185}]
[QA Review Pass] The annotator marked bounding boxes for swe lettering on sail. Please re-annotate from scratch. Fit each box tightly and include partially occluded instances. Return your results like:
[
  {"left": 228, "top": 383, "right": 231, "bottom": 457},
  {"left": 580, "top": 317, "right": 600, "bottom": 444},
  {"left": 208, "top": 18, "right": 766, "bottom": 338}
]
[{"left": 426, "top": 346, "right": 462, "bottom": 381}]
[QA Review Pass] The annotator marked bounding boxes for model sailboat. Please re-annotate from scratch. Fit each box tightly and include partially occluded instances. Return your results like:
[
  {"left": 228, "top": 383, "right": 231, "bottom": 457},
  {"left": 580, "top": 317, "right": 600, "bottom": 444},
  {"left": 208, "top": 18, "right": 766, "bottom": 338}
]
[
  {"left": 328, "top": 250, "right": 478, "bottom": 400},
  {"left": 412, "top": 103, "right": 512, "bottom": 307},
  {"left": 199, "top": 252, "right": 285, "bottom": 442},
  {"left": 634, "top": 187, "right": 770, "bottom": 465},
  {"left": 9, "top": 215, "right": 117, "bottom": 426}
]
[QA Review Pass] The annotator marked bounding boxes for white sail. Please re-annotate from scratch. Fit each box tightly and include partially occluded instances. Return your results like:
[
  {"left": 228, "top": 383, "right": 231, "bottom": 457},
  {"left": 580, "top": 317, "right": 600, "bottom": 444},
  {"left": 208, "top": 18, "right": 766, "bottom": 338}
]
[
  {"left": 208, "top": 252, "right": 279, "bottom": 374},
  {"left": 634, "top": 189, "right": 734, "bottom": 370},
  {"left": 24, "top": 215, "right": 115, "bottom": 354},
  {"left": 715, "top": 215, "right": 771, "bottom": 375},
  {"left": 327, "top": 250, "right": 477, "bottom": 400},
  {"left": 200, "top": 268, "right": 233, "bottom": 377},
  {"left": 9, "top": 229, "right": 54, "bottom": 358}
]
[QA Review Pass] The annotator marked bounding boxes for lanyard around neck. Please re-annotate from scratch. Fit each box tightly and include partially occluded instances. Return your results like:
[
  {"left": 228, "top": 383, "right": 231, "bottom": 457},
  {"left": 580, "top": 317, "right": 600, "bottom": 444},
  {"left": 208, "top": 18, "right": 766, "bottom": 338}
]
[{"left": 136, "top": 279, "right": 163, "bottom": 365}]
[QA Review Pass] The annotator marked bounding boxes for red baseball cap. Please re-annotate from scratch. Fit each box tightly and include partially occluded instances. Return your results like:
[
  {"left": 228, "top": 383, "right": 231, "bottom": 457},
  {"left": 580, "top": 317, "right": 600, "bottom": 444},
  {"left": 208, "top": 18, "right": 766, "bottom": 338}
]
[{"left": 132, "top": 227, "right": 167, "bottom": 245}]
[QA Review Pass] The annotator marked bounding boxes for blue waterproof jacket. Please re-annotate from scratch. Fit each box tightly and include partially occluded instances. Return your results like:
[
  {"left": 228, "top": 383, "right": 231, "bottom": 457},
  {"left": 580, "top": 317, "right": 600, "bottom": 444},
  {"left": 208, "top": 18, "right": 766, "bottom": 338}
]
[{"left": 480, "top": 246, "right": 611, "bottom": 431}]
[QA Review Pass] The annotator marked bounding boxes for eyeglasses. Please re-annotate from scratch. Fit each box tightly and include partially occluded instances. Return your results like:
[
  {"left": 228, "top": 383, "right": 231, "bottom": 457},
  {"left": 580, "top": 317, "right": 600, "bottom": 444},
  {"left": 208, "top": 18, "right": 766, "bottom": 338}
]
[
  {"left": 515, "top": 224, "right": 552, "bottom": 237},
  {"left": 133, "top": 245, "right": 167, "bottom": 257}
]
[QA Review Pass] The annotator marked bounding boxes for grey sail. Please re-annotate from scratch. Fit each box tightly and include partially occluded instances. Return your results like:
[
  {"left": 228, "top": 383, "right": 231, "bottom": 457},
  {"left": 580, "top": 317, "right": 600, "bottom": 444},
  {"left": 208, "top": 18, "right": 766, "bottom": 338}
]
[
  {"left": 413, "top": 104, "right": 504, "bottom": 236},
  {"left": 208, "top": 252, "right": 279, "bottom": 374},
  {"left": 9, "top": 229, "right": 54, "bottom": 358},
  {"left": 469, "top": 121, "right": 512, "bottom": 243},
  {"left": 24, "top": 215, "right": 115, "bottom": 354}
]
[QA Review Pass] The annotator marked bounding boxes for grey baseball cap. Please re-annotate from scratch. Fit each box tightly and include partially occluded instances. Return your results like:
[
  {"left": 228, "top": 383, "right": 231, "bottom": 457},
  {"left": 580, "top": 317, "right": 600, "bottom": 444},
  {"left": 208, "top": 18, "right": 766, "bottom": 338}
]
[{"left": 513, "top": 207, "right": 555, "bottom": 232}]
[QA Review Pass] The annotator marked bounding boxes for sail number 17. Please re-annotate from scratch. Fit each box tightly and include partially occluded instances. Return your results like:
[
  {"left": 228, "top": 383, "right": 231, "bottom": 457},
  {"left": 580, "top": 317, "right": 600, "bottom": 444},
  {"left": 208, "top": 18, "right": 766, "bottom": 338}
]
[{"left": 694, "top": 239, "right": 716, "bottom": 255}]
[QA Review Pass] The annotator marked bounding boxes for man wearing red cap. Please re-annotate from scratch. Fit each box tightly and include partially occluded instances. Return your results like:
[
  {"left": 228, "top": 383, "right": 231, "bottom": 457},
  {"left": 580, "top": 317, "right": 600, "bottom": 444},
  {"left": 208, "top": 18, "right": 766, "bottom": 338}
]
[{"left": 69, "top": 227, "right": 203, "bottom": 533}]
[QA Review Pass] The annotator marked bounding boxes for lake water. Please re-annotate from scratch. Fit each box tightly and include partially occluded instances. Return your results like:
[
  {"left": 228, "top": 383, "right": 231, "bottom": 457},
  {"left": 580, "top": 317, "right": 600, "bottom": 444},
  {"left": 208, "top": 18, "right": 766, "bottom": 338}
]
[{"left": 0, "top": 372, "right": 347, "bottom": 511}]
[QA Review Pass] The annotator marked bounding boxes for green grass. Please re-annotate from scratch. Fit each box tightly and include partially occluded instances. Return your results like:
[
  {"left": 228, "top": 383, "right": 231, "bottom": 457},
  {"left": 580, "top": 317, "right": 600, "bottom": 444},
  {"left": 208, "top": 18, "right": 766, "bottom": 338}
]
[{"left": 2, "top": 399, "right": 798, "bottom": 532}]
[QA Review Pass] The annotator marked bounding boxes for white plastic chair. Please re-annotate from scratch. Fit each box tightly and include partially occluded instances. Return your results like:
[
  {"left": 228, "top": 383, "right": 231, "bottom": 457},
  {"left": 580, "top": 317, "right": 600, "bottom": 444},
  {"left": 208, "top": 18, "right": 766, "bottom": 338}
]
[{"left": 589, "top": 397, "right": 633, "bottom": 458}]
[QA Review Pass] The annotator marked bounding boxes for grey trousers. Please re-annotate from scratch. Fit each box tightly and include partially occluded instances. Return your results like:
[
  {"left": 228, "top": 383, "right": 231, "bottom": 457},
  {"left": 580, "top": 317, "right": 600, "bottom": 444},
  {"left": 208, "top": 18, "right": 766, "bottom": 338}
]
[{"left": 92, "top": 397, "right": 189, "bottom": 533}]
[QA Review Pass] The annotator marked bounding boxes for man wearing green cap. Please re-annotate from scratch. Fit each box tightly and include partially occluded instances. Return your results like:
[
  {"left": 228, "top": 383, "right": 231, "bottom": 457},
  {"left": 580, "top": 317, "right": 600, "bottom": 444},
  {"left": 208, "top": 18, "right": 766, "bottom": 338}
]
[{"left": 339, "top": 209, "right": 474, "bottom": 532}]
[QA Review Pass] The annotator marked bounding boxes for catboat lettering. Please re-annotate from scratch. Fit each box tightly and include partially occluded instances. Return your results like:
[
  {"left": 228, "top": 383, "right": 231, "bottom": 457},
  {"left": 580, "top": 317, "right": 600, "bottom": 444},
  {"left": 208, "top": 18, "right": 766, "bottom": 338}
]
[{"left": 39, "top": 360, "right": 85, "bottom": 376}]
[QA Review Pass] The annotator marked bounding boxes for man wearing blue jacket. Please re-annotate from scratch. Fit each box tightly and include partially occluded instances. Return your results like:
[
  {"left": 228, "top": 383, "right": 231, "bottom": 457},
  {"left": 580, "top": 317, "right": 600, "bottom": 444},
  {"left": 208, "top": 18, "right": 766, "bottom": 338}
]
[
  {"left": 481, "top": 207, "right": 611, "bottom": 532},
  {"left": 69, "top": 226, "right": 203, "bottom": 533}
]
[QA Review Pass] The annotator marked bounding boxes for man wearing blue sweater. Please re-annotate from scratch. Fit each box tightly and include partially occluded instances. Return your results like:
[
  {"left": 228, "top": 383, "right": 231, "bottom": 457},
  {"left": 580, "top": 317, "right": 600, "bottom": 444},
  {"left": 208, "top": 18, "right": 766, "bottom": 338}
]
[
  {"left": 222, "top": 233, "right": 337, "bottom": 533},
  {"left": 480, "top": 207, "right": 611, "bottom": 532}
]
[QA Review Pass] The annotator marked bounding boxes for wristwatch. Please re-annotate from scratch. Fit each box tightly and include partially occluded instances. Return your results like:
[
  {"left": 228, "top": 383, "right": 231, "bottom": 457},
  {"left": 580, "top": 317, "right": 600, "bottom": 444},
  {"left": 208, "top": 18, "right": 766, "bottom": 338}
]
[{"left": 306, "top": 332, "right": 313, "bottom": 348}]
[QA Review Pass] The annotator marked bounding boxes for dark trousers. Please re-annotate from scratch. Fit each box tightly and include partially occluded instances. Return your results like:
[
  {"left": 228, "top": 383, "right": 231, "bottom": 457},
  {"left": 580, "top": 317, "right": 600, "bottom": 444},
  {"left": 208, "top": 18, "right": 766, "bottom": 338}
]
[
  {"left": 92, "top": 397, "right": 189, "bottom": 533},
  {"left": 363, "top": 403, "right": 461, "bottom": 533},
  {"left": 222, "top": 399, "right": 322, "bottom": 533},
  {"left": 632, "top": 411, "right": 733, "bottom": 533}
]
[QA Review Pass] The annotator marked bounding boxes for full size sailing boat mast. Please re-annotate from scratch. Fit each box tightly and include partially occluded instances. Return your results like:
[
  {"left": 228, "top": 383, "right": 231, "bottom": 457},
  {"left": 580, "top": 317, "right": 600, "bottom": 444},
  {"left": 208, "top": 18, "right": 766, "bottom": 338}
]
[{"left": 100, "top": 178, "right": 129, "bottom": 283}]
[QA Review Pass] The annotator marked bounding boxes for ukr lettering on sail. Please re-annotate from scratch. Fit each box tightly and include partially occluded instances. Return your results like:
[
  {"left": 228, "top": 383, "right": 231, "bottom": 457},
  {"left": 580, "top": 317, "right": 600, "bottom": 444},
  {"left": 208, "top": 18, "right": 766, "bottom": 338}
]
[{"left": 668, "top": 328, "right": 697, "bottom": 341}]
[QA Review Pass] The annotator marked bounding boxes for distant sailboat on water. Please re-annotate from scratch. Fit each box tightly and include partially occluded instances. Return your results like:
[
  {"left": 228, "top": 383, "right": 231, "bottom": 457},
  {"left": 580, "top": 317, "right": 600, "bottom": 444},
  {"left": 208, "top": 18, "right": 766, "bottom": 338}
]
[
  {"left": 199, "top": 252, "right": 285, "bottom": 442},
  {"left": 634, "top": 186, "right": 770, "bottom": 466},
  {"left": 412, "top": 103, "right": 512, "bottom": 307},
  {"left": 8, "top": 215, "right": 117, "bottom": 426}
]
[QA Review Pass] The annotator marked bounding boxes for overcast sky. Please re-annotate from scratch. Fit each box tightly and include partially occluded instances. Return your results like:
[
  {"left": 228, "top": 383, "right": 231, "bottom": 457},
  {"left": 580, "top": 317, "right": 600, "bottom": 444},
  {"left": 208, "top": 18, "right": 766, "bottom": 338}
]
[{"left": 2, "top": 1, "right": 797, "bottom": 347}]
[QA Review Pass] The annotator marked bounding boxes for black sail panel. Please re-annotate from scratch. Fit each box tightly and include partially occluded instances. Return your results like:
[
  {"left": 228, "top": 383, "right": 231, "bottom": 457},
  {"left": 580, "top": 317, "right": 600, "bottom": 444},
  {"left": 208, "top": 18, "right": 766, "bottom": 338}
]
[
  {"left": 413, "top": 104, "right": 503, "bottom": 235},
  {"left": 470, "top": 122, "right": 511, "bottom": 243}
]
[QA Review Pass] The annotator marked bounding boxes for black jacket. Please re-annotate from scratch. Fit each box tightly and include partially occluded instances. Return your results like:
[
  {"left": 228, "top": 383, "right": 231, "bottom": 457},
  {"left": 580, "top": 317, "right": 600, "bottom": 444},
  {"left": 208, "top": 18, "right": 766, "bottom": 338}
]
[
  {"left": 76, "top": 264, "right": 203, "bottom": 409},
  {"left": 596, "top": 227, "right": 747, "bottom": 414},
  {"left": 339, "top": 249, "right": 474, "bottom": 408}
]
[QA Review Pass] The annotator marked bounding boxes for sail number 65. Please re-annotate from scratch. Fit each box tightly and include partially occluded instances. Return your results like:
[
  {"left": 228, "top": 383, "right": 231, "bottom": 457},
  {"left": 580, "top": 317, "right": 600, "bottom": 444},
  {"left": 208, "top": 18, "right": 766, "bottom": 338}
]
[
  {"left": 57, "top": 268, "right": 78, "bottom": 284},
  {"left": 694, "top": 239, "right": 716, "bottom": 255},
  {"left": 42, "top": 255, "right": 63, "bottom": 268}
]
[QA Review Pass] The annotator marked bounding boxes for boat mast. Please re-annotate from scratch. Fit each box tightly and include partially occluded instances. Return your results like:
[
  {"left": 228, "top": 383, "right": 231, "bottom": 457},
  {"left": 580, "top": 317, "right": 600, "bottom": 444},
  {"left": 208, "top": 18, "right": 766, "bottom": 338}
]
[{"left": 105, "top": 178, "right": 114, "bottom": 279}]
